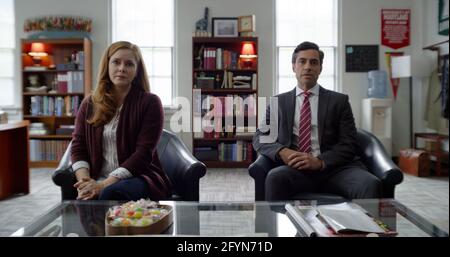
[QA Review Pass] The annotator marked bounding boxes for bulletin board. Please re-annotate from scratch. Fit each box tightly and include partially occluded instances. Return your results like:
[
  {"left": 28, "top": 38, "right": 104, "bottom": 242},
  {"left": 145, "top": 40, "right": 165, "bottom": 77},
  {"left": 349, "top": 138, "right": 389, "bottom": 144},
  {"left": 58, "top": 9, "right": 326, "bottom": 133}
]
[{"left": 345, "top": 45, "right": 379, "bottom": 72}]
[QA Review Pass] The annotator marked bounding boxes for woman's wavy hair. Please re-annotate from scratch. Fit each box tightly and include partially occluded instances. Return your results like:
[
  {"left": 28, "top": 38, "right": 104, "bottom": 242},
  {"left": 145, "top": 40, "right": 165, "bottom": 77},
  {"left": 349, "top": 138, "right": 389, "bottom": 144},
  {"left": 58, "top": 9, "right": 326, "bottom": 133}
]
[{"left": 88, "top": 41, "right": 150, "bottom": 126}]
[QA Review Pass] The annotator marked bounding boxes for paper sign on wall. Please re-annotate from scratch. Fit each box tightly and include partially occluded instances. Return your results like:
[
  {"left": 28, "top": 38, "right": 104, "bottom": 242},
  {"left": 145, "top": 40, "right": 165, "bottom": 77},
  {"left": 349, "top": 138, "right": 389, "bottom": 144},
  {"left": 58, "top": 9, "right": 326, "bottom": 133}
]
[{"left": 385, "top": 52, "right": 404, "bottom": 100}]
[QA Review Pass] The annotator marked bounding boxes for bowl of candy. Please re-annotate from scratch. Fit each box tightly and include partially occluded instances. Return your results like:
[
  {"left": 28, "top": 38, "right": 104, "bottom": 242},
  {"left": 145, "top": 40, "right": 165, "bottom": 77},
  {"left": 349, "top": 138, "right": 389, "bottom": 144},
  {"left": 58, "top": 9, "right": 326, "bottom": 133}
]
[{"left": 105, "top": 199, "right": 173, "bottom": 235}]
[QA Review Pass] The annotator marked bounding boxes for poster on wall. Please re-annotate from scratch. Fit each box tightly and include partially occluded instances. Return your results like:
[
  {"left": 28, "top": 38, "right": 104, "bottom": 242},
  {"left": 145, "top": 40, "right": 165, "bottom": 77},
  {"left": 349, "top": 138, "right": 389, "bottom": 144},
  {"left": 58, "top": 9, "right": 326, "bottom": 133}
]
[
  {"left": 439, "top": 0, "right": 449, "bottom": 35},
  {"left": 381, "top": 9, "right": 410, "bottom": 49}
]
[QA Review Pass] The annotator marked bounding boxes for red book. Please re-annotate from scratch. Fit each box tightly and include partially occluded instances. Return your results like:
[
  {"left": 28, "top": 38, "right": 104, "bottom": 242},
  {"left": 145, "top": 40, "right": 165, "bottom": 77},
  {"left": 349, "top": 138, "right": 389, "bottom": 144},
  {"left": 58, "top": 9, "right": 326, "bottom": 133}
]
[{"left": 246, "top": 142, "right": 253, "bottom": 161}]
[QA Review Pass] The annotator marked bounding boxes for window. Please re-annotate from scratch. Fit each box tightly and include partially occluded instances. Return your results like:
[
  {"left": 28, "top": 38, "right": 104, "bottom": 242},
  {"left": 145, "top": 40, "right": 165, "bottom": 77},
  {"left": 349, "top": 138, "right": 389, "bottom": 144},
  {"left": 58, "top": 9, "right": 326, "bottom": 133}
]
[
  {"left": 0, "top": 0, "right": 15, "bottom": 107},
  {"left": 112, "top": 0, "right": 174, "bottom": 106},
  {"left": 276, "top": 0, "right": 337, "bottom": 94}
]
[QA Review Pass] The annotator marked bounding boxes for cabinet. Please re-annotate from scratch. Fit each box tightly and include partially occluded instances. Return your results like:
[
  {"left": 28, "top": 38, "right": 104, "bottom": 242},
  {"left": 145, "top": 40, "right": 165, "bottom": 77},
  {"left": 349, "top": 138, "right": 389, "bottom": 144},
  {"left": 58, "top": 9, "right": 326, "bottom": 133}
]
[
  {"left": 362, "top": 98, "right": 393, "bottom": 156},
  {"left": 21, "top": 38, "right": 92, "bottom": 168},
  {"left": 192, "top": 37, "right": 258, "bottom": 168},
  {"left": 0, "top": 121, "right": 30, "bottom": 199}
]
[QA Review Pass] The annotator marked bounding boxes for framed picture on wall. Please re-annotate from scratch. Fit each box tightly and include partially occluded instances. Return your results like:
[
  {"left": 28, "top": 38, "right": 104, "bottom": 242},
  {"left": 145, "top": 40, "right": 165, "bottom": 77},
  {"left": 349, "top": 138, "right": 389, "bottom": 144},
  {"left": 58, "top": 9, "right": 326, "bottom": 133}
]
[{"left": 212, "top": 18, "right": 238, "bottom": 37}]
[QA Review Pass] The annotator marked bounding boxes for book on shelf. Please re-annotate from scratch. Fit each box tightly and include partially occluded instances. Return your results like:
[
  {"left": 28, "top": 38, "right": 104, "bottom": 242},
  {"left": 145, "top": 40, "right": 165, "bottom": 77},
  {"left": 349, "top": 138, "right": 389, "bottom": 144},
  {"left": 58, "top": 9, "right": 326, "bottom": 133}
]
[
  {"left": 57, "top": 71, "right": 84, "bottom": 93},
  {"left": 29, "top": 139, "right": 70, "bottom": 162},
  {"left": 285, "top": 202, "right": 397, "bottom": 237},
  {"left": 216, "top": 141, "right": 253, "bottom": 162},
  {"left": 200, "top": 47, "right": 240, "bottom": 70},
  {"left": 56, "top": 124, "right": 75, "bottom": 135},
  {"left": 29, "top": 122, "right": 50, "bottom": 135},
  {"left": 233, "top": 75, "right": 252, "bottom": 89},
  {"left": 252, "top": 73, "right": 257, "bottom": 89},
  {"left": 30, "top": 95, "right": 80, "bottom": 116},
  {"left": 194, "top": 147, "right": 219, "bottom": 161}
]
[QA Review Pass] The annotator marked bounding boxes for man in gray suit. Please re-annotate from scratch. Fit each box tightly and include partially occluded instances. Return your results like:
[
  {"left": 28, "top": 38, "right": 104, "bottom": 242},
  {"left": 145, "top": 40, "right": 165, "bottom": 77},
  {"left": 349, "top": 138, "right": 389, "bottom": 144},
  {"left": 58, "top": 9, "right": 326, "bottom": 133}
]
[{"left": 253, "top": 41, "right": 381, "bottom": 200}]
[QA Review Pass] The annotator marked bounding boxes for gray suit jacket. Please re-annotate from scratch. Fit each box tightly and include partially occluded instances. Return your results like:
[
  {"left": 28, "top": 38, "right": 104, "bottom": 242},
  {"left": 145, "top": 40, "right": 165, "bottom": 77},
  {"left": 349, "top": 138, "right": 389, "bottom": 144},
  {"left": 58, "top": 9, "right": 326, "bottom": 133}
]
[{"left": 253, "top": 86, "right": 358, "bottom": 171}]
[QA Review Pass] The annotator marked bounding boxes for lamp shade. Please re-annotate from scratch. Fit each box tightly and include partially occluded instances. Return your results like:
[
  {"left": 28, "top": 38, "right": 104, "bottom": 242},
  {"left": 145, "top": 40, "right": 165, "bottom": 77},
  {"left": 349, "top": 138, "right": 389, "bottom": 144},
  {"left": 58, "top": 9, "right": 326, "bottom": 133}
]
[
  {"left": 240, "top": 42, "right": 257, "bottom": 58},
  {"left": 29, "top": 43, "right": 48, "bottom": 57}
]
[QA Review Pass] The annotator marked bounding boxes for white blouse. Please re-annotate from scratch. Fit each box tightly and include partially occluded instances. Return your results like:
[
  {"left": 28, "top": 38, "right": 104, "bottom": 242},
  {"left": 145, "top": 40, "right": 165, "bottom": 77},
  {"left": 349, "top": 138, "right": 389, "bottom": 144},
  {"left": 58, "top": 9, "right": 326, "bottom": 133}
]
[{"left": 71, "top": 106, "right": 132, "bottom": 181}]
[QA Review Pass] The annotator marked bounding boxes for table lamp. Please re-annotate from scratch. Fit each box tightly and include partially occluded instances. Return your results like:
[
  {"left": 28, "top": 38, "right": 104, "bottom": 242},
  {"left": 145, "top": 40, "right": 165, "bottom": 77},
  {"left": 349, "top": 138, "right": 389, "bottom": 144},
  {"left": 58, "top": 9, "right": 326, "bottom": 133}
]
[
  {"left": 240, "top": 42, "right": 257, "bottom": 69},
  {"left": 28, "top": 42, "right": 48, "bottom": 66}
]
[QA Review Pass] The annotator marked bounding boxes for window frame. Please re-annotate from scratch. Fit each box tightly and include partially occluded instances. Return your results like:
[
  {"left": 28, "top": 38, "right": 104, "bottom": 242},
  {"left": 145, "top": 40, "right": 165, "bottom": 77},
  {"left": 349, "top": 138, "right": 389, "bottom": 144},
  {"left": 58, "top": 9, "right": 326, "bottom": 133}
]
[
  {"left": 0, "top": 49, "right": 16, "bottom": 107},
  {"left": 0, "top": 0, "right": 16, "bottom": 108},
  {"left": 275, "top": 0, "right": 338, "bottom": 95},
  {"left": 110, "top": 0, "right": 175, "bottom": 107}
]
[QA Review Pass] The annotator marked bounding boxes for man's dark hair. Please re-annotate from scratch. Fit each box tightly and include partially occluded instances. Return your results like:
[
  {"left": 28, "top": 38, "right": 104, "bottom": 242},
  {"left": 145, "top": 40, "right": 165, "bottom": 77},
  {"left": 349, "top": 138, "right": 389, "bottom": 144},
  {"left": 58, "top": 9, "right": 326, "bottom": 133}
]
[{"left": 291, "top": 41, "right": 324, "bottom": 65}]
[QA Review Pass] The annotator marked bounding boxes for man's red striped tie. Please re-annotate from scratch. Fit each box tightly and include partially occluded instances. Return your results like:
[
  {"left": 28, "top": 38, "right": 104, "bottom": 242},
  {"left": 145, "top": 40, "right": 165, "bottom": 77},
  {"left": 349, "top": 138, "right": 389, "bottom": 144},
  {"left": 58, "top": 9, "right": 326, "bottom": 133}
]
[{"left": 298, "top": 91, "right": 311, "bottom": 153}]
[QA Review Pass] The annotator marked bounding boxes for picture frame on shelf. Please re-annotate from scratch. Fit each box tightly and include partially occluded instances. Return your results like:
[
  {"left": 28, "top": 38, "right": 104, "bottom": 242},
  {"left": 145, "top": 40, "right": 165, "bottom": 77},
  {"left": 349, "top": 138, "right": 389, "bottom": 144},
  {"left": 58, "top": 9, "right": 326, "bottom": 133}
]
[
  {"left": 212, "top": 18, "right": 238, "bottom": 37},
  {"left": 238, "top": 15, "right": 255, "bottom": 33}
]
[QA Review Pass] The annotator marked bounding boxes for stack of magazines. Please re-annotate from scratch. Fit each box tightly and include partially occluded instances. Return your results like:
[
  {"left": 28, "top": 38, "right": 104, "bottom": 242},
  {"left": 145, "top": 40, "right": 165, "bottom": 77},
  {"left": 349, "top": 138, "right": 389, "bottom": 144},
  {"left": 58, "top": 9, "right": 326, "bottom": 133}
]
[{"left": 285, "top": 202, "right": 397, "bottom": 237}]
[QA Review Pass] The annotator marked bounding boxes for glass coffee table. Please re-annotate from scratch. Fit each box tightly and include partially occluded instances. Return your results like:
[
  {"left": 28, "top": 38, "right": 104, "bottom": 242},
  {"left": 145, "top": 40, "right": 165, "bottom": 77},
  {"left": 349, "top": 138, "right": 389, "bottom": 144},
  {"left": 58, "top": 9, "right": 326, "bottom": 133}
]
[{"left": 11, "top": 199, "right": 448, "bottom": 237}]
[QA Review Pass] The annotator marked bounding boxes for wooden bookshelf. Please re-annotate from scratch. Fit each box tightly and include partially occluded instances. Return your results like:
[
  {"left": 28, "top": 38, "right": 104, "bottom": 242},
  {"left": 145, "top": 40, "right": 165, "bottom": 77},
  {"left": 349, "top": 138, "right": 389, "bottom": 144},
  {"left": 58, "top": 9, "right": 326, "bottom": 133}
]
[
  {"left": 192, "top": 37, "right": 258, "bottom": 168},
  {"left": 21, "top": 38, "right": 92, "bottom": 168}
]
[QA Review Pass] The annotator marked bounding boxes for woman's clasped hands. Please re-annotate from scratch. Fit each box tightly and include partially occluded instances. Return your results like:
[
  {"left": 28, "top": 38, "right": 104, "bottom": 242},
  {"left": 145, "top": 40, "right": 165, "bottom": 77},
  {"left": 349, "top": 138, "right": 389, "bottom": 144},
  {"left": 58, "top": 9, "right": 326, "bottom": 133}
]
[{"left": 74, "top": 177, "right": 104, "bottom": 200}]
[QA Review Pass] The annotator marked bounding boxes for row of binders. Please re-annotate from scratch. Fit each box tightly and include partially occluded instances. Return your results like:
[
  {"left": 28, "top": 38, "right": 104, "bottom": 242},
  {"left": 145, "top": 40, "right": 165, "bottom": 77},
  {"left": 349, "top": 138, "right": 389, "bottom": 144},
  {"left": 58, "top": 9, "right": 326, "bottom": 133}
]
[
  {"left": 29, "top": 140, "right": 70, "bottom": 162},
  {"left": 30, "top": 95, "right": 80, "bottom": 116}
]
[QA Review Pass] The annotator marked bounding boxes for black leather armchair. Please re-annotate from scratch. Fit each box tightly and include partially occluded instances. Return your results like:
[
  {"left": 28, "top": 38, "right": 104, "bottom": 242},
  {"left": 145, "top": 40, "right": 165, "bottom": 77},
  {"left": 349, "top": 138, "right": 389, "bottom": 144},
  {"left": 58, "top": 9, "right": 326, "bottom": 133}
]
[
  {"left": 52, "top": 129, "right": 206, "bottom": 201},
  {"left": 248, "top": 129, "right": 403, "bottom": 201}
]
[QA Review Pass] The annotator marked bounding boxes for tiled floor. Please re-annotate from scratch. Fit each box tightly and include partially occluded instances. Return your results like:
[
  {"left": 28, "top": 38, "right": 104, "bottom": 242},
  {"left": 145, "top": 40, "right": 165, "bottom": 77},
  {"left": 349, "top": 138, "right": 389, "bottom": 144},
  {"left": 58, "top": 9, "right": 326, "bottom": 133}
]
[{"left": 0, "top": 168, "right": 448, "bottom": 236}]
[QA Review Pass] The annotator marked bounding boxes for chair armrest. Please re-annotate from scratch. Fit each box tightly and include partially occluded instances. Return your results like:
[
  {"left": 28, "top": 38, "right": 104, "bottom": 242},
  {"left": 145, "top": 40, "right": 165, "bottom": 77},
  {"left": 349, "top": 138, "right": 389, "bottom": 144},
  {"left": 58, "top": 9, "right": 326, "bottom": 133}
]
[
  {"left": 169, "top": 154, "right": 206, "bottom": 201},
  {"left": 248, "top": 154, "right": 279, "bottom": 201},
  {"left": 357, "top": 129, "right": 403, "bottom": 198},
  {"left": 181, "top": 161, "right": 207, "bottom": 201},
  {"left": 158, "top": 132, "right": 206, "bottom": 201},
  {"left": 365, "top": 152, "right": 403, "bottom": 198},
  {"left": 52, "top": 141, "right": 73, "bottom": 187},
  {"left": 51, "top": 142, "right": 78, "bottom": 200}
]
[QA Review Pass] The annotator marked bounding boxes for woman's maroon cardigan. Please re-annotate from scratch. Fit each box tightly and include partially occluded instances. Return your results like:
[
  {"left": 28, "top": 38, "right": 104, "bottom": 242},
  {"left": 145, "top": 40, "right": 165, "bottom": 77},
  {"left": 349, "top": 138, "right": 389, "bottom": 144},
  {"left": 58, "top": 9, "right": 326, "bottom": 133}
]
[{"left": 71, "top": 85, "right": 172, "bottom": 200}]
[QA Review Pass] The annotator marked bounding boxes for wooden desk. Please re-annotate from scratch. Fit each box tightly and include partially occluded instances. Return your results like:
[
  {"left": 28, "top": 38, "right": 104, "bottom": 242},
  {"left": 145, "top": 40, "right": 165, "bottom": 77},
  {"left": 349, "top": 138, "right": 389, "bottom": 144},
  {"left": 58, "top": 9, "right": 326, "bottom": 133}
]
[
  {"left": 0, "top": 121, "right": 30, "bottom": 199},
  {"left": 414, "top": 133, "right": 449, "bottom": 176}
]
